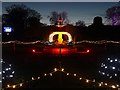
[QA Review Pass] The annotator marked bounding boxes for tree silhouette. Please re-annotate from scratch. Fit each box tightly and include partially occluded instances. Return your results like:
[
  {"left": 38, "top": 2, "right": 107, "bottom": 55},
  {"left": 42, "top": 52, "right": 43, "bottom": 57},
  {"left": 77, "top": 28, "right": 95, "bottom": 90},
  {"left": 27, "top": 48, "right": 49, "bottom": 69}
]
[
  {"left": 75, "top": 20, "right": 85, "bottom": 27},
  {"left": 48, "top": 11, "right": 69, "bottom": 25},
  {"left": 48, "top": 11, "right": 58, "bottom": 25},
  {"left": 106, "top": 6, "right": 120, "bottom": 25},
  {"left": 5, "top": 4, "right": 42, "bottom": 39}
]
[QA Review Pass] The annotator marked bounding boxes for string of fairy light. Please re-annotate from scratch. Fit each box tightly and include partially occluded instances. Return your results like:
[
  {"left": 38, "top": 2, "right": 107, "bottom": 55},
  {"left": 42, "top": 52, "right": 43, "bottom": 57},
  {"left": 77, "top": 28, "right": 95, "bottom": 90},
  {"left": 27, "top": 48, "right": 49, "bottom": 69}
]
[
  {"left": 1, "top": 40, "right": 120, "bottom": 45},
  {"left": 5, "top": 67, "right": 120, "bottom": 89},
  {"left": 99, "top": 58, "right": 120, "bottom": 80},
  {"left": 0, "top": 59, "right": 15, "bottom": 79}
]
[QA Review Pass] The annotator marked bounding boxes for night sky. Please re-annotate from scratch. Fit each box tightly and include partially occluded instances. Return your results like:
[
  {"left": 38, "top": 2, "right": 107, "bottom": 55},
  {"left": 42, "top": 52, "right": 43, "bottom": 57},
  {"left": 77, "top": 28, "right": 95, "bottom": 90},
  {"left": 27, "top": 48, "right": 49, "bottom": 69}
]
[
  {"left": 2, "top": 2, "right": 119, "bottom": 25},
  {"left": 1, "top": 0, "right": 120, "bottom": 2}
]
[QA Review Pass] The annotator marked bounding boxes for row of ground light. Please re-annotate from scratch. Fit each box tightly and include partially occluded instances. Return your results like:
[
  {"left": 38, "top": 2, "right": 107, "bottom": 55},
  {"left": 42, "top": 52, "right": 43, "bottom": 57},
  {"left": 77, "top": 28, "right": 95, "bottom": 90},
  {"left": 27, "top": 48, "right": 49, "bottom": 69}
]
[{"left": 5, "top": 67, "right": 119, "bottom": 89}]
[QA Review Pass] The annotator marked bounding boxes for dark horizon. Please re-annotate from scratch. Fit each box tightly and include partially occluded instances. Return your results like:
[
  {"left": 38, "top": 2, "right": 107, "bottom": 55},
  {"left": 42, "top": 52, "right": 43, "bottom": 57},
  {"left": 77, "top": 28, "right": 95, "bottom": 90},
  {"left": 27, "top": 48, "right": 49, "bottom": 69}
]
[{"left": 2, "top": 2, "right": 119, "bottom": 25}]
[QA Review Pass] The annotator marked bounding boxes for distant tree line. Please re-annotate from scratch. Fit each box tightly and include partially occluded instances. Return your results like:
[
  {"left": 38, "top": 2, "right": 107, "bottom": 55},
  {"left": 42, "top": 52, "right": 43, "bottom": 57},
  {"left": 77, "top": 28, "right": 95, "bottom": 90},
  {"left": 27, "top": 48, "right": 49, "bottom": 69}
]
[{"left": 2, "top": 3, "right": 120, "bottom": 41}]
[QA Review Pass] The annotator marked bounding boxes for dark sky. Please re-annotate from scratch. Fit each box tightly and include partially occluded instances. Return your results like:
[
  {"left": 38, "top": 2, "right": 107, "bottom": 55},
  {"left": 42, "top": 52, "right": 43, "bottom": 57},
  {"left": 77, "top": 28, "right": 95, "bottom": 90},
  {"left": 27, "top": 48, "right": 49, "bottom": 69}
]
[{"left": 2, "top": 2, "right": 119, "bottom": 25}]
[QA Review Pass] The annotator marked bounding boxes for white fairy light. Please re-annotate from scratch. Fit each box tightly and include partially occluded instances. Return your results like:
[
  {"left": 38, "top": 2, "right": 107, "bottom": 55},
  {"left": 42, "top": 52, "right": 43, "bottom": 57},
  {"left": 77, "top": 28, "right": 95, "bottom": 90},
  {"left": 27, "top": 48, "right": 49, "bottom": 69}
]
[
  {"left": 105, "top": 83, "right": 107, "bottom": 86},
  {"left": 44, "top": 74, "right": 47, "bottom": 76},
  {"left": 67, "top": 73, "right": 69, "bottom": 75},
  {"left": 93, "top": 79, "right": 95, "bottom": 82},
  {"left": 74, "top": 74, "right": 76, "bottom": 76},
  {"left": 115, "top": 59, "right": 117, "bottom": 61},
  {"left": 105, "top": 66, "right": 107, "bottom": 69},
  {"left": 79, "top": 78, "right": 82, "bottom": 80},
  {"left": 109, "top": 76, "right": 112, "bottom": 79},
  {"left": 112, "top": 67, "right": 115, "bottom": 70},
  {"left": 54, "top": 68, "right": 57, "bottom": 71},
  {"left": 111, "top": 85, "right": 116, "bottom": 88},
  {"left": 7, "top": 85, "right": 10, "bottom": 87},
  {"left": 61, "top": 68, "right": 64, "bottom": 71},
  {"left": 102, "top": 72, "right": 105, "bottom": 75},
  {"left": 101, "top": 82, "right": 103, "bottom": 84},
  {"left": 12, "top": 71, "right": 15, "bottom": 74},
  {"left": 110, "top": 60, "right": 113, "bottom": 62},
  {"left": 86, "top": 79, "right": 89, "bottom": 83},
  {"left": 107, "top": 74, "right": 109, "bottom": 76},
  {"left": 116, "top": 85, "right": 119, "bottom": 87},
  {"left": 38, "top": 77, "right": 40, "bottom": 79},
  {"left": 9, "top": 64, "right": 12, "bottom": 67},
  {"left": 2, "top": 77, "right": 5, "bottom": 79},
  {"left": 115, "top": 74, "right": 117, "bottom": 76},
  {"left": 50, "top": 73, "right": 52, "bottom": 76},
  {"left": 99, "top": 83, "right": 102, "bottom": 87},
  {"left": 20, "top": 83, "right": 23, "bottom": 87},
  {"left": 12, "top": 85, "right": 16, "bottom": 88},
  {"left": 32, "top": 77, "right": 34, "bottom": 80},
  {"left": 9, "top": 75, "right": 13, "bottom": 77},
  {"left": 5, "top": 68, "right": 9, "bottom": 71},
  {"left": 3, "top": 71, "right": 5, "bottom": 73}
]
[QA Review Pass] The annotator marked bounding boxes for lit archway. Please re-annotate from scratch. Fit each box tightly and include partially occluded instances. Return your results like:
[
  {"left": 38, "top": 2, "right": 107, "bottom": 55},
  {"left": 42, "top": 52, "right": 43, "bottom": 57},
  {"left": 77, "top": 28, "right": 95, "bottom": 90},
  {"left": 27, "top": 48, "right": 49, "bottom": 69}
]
[{"left": 49, "top": 32, "right": 72, "bottom": 44}]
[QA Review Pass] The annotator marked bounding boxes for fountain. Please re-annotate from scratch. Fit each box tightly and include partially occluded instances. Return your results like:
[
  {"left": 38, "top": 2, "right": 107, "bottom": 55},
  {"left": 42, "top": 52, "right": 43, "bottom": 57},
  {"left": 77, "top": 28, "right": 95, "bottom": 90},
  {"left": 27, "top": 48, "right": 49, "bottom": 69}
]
[
  {"left": 43, "top": 15, "right": 77, "bottom": 55},
  {"left": 49, "top": 15, "right": 72, "bottom": 45},
  {"left": 32, "top": 15, "right": 90, "bottom": 56}
]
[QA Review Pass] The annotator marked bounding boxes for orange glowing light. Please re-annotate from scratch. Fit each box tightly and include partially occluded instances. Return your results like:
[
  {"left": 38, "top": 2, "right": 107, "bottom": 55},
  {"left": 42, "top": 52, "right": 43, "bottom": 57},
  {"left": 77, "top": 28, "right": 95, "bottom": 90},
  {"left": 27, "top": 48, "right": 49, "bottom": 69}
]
[
  {"left": 58, "top": 20, "right": 63, "bottom": 22},
  {"left": 58, "top": 33, "right": 63, "bottom": 44},
  {"left": 49, "top": 32, "right": 72, "bottom": 44},
  {"left": 56, "top": 25, "right": 64, "bottom": 28}
]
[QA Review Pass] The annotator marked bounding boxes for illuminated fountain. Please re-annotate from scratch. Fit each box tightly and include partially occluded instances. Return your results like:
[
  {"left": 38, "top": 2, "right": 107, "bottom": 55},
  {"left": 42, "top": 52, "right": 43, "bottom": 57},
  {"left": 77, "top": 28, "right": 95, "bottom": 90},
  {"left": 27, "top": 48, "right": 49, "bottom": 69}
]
[
  {"left": 32, "top": 15, "right": 90, "bottom": 55},
  {"left": 49, "top": 16, "right": 72, "bottom": 45},
  {"left": 42, "top": 16, "right": 76, "bottom": 55},
  {"left": 49, "top": 32, "right": 72, "bottom": 45}
]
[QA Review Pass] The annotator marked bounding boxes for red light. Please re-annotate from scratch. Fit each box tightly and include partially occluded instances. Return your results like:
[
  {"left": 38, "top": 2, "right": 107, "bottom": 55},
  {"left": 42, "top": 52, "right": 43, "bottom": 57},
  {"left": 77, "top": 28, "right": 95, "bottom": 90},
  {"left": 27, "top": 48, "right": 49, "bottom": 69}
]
[
  {"left": 32, "top": 49, "right": 35, "bottom": 52},
  {"left": 86, "top": 50, "right": 90, "bottom": 53},
  {"left": 51, "top": 48, "right": 69, "bottom": 55},
  {"left": 61, "top": 48, "right": 68, "bottom": 54},
  {"left": 52, "top": 48, "right": 60, "bottom": 54},
  {"left": 58, "top": 20, "right": 63, "bottom": 22}
]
